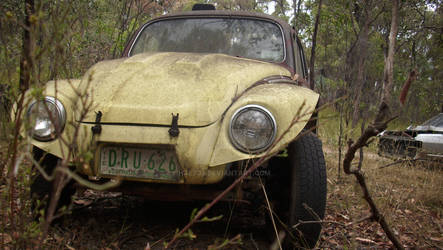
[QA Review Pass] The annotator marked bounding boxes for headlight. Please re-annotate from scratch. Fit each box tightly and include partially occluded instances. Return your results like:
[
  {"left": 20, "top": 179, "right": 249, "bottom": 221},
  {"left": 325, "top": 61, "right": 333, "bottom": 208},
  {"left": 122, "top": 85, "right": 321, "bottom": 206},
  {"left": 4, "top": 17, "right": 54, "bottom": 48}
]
[
  {"left": 27, "top": 96, "right": 66, "bottom": 141},
  {"left": 229, "top": 105, "right": 277, "bottom": 153}
]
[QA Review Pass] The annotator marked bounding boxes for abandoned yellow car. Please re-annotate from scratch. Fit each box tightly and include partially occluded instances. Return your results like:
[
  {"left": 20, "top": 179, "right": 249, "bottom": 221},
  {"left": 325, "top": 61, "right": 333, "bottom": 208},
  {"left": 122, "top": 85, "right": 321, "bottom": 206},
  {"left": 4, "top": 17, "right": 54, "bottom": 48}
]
[{"left": 25, "top": 4, "right": 326, "bottom": 248}]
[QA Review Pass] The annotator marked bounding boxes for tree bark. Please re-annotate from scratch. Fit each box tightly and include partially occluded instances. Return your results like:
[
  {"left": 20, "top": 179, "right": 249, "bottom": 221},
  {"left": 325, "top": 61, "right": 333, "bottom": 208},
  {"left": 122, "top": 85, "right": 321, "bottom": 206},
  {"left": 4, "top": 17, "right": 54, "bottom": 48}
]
[
  {"left": 309, "top": 0, "right": 323, "bottom": 90},
  {"left": 19, "top": 0, "right": 34, "bottom": 91},
  {"left": 380, "top": 0, "right": 399, "bottom": 110},
  {"left": 337, "top": 102, "right": 343, "bottom": 179},
  {"left": 7, "top": 0, "right": 35, "bottom": 234},
  {"left": 293, "top": 0, "right": 302, "bottom": 27},
  {"left": 351, "top": 19, "right": 370, "bottom": 127},
  {"left": 10, "top": 0, "right": 34, "bottom": 176},
  {"left": 297, "top": 0, "right": 302, "bottom": 17}
]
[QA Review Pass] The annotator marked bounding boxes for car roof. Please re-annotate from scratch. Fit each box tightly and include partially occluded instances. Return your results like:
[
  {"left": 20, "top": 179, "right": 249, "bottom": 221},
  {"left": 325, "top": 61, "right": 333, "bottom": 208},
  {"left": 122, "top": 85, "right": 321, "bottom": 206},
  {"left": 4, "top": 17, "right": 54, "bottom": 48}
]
[
  {"left": 150, "top": 10, "right": 292, "bottom": 31},
  {"left": 406, "top": 113, "right": 443, "bottom": 132}
]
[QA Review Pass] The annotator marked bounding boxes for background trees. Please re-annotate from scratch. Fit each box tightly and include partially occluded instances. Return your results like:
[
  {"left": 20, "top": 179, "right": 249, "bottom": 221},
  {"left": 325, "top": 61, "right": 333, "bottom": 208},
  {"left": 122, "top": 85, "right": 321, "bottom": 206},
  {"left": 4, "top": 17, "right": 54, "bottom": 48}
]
[
  {"left": 0, "top": 0, "right": 441, "bottom": 248},
  {"left": 301, "top": 0, "right": 441, "bottom": 124},
  {"left": 2, "top": 0, "right": 440, "bottom": 126}
]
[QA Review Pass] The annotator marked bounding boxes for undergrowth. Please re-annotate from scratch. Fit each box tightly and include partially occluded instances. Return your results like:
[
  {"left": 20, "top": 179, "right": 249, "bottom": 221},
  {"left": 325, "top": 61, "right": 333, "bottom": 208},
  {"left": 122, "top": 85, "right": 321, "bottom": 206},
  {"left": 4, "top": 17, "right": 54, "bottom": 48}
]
[{"left": 318, "top": 109, "right": 442, "bottom": 248}]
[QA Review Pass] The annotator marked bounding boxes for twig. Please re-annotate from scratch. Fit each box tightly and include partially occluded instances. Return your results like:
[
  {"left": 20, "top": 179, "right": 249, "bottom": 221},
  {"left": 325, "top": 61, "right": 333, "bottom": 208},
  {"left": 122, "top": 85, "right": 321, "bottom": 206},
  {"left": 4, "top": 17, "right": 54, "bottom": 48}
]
[
  {"left": 379, "top": 157, "right": 441, "bottom": 169},
  {"left": 346, "top": 215, "right": 373, "bottom": 226},
  {"left": 249, "top": 233, "right": 260, "bottom": 250},
  {"left": 268, "top": 205, "right": 298, "bottom": 243},
  {"left": 164, "top": 147, "right": 273, "bottom": 249},
  {"left": 292, "top": 219, "right": 347, "bottom": 228},
  {"left": 291, "top": 215, "right": 375, "bottom": 232},
  {"left": 29, "top": 153, "right": 121, "bottom": 191},
  {"left": 208, "top": 234, "right": 242, "bottom": 250},
  {"left": 343, "top": 159, "right": 404, "bottom": 249},
  {"left": 165, "top": 103, "right": 313, "bottom": 248},
  {"left": 269, "top": 231, "right": 286, "bottom": 250},
  {"left": 303, "top": 203, "right": 322, "bottom": 222},
  {"left": 260, "top": 179, "right": 281, "bottom": 250}
]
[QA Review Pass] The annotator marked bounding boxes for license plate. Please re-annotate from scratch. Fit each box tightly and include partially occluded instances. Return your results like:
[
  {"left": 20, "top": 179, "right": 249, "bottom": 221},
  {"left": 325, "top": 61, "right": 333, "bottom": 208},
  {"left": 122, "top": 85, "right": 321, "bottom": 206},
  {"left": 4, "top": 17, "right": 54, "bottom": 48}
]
[{"left": 100, "top": 146, "right": 181, "bottom": 181}]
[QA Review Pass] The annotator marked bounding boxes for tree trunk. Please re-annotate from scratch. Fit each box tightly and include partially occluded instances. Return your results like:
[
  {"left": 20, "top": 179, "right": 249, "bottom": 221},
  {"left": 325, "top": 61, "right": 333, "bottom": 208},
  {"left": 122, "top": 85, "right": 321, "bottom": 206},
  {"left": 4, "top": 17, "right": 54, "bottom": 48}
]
[
  {"left": 380, "top": 0, "right": 399, "bottom": 110},
  {"left": 351, "top": 19, "right": 370, "bottom": 127},
  {"left": 309, "top": 0, "right": 323, "bottom": 90},
  {"left": 8, "top": 0, "right": 35, "bottom": 234},
  {"left": 293, "top": 0, "right": 302, "bottom": 28},
  {"left": 338, "top": 102, "right": 343, "bottom": 179},
  {"left": 19, "top": 0, "right": 34, "bottom": 91}
]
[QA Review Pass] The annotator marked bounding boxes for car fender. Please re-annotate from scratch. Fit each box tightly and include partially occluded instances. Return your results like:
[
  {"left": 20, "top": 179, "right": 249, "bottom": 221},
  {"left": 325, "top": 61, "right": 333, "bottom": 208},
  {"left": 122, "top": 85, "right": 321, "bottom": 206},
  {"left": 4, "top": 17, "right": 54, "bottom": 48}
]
[{"left": 209, "top": 83, "right": 319, "bottom": 166}]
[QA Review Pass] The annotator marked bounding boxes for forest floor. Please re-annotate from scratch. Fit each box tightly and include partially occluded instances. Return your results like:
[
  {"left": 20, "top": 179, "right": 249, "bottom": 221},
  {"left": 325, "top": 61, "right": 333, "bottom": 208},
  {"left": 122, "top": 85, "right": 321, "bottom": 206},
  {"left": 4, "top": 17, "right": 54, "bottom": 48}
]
[
  {"left": 1, "top": 125, "right": 442, "bottom": 249},
  {"left": 320, "top": 145, "right": 442, "bottom": 249},
  {"left": 12, "top": 143, "right": 441, "bottom": 249}
]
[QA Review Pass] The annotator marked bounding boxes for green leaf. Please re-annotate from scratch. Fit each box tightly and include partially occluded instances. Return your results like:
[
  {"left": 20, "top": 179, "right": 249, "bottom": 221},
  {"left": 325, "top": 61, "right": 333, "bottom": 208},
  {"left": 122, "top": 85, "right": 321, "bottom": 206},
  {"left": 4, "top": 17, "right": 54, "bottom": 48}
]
[
  {"left": 189, "top": 208, "right": 198, "bottom": 221},
  {"left": 199, "top": 214, "right": 223, "bottom": 222}
]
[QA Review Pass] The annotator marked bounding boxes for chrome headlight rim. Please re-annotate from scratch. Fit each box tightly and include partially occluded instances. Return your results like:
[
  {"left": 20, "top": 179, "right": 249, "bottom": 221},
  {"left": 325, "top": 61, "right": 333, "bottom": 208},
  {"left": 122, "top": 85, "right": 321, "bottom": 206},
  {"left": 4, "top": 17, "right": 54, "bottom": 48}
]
[
  {"left": 27, "top": 96, "right": 66, "bottom": 141},
  {"left": 229, "top": 104, "right": 277, "bottom": 154}
]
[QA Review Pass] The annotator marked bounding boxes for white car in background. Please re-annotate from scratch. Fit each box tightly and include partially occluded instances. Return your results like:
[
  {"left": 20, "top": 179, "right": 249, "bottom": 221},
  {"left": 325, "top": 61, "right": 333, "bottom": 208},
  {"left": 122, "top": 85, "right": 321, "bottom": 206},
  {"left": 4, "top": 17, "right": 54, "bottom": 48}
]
[{"left": 378, "top": 113, "right": 443, "bottom": 160}]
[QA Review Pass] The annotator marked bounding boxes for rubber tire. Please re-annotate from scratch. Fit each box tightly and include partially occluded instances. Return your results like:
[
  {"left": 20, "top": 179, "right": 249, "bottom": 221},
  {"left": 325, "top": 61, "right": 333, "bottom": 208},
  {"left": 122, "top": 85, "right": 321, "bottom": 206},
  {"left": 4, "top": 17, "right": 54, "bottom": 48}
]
[
  {"left": 31, "top": 147, "right": 75, "bottom": 218},
  {"left": 268, "top": 132, "right": 327, "bottom": 249}
]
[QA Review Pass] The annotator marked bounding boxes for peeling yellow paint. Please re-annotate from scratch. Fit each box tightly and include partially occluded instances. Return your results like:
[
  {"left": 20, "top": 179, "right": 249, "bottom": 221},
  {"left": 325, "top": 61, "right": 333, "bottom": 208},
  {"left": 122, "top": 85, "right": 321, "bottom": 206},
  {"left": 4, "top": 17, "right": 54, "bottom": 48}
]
[
  {"left": 26, "top": 52, "right": 318, "bottom": 184},
  {"left": 79, "top": 52, "right": 291, "bottom": 126}
]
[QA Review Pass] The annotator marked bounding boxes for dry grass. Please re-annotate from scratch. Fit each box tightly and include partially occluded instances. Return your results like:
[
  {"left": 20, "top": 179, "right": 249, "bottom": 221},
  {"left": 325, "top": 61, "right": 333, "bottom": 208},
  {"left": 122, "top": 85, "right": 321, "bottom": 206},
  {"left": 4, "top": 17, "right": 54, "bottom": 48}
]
[
  {"left": 317, "top": 111, "right": 443, "bottom": 248},
  {"left": 1, "top": 107, "right": 442, "bottom": 248}
]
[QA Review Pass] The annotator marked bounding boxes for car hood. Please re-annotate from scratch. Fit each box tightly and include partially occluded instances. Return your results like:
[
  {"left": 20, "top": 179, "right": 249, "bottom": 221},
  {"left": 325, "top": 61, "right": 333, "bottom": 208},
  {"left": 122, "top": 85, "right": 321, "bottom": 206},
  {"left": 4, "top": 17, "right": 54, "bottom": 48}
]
[
  {"left": 79, "top": 52, "right": 291, "bottom": 126},
  {"left": 410, "top": 126, "right": 443, "bottom": 133}
]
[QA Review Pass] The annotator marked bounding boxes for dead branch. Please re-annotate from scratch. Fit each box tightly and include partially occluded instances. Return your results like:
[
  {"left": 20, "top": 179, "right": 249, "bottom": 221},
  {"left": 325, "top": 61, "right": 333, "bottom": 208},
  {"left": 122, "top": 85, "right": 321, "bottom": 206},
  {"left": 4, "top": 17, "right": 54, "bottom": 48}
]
[
  {"left": 378, "top": 157, "right": 441, "bottom": 169},
  {"left": 342, "top": 1, "right": 405, "bottom": 249},
  {"left": 260, "top": 179, "right": 282, "bottom": 250},
  {"left": 29, "top": 154, "right": 121, "bottom": 191},
  {"left": 165, "top": 103, "right": 312, "bottom": 249},
  {"left": 399, "top": 69, "right": 418, "bottom": 105},
  {"left": 269, "top": 231, "right": 286, "bottom": 250},
  {"left": 342, "top": 113, "right": 403, "bottom": 249},
  {"left": 292, "top": 220, "right": 347, "bottom": 228},
  {"left": 346, "top": 215, "right": 373, "bottom": 226},
  {"left": 293, "top": 213, "right": 376, "bottom": 231},
  {"left": 293, "top": 213, "right": 374, "bottom": 229}
]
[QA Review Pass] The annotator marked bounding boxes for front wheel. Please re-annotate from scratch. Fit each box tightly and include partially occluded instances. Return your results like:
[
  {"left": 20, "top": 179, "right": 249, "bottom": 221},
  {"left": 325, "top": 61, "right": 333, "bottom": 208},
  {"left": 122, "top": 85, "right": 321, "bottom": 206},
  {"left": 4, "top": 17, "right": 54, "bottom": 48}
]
[
  {"left": 31, "top": 147, "right": 75, "bottom": 219},
  {"left": 268, "top": 132, "right": 327, "bottom": 248}
]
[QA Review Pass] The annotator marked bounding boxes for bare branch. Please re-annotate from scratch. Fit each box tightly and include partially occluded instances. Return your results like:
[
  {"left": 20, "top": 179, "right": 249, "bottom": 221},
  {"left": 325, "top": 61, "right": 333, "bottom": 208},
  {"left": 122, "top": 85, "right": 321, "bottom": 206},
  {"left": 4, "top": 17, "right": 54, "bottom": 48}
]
[
  {"left": 379, "top": 157, "right": 441, "bottom": 169},
  {"left": 28, "top": 150, "right": 121, "bottom": 191},
  {"left": 341, "top": 1, "right": 405, "bottom": 249},
  {"left": 260, "top": 179, "right": 282, "bottom": 250},
  {"left": 165, "top": 103, "right": 314, "bottom": 248}
]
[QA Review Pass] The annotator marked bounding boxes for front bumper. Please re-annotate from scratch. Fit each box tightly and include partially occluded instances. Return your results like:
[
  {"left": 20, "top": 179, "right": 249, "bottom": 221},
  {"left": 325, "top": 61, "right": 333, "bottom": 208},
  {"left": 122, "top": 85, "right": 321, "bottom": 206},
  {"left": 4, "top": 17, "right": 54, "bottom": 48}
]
[{"left": 378, "top": 134, "right": 421, "bottom": 159}]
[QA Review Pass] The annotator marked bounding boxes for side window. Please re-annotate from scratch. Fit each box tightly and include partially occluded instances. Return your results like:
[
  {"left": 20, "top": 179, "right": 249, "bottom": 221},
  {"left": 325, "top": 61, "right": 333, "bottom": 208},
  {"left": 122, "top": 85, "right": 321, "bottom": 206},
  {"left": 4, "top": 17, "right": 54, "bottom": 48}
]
[
  {"left": 293, "top": 41, "right": 303, "bottom": 77},
  {"left": 294, "top": 37, "right": 308, "bottom": 79}
]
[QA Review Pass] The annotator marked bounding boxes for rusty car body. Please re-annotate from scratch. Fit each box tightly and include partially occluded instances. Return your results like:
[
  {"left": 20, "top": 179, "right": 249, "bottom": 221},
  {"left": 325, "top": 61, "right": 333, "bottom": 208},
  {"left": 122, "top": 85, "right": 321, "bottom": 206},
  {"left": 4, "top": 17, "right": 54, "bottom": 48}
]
[
  {"left": 22, "top": 5, "right": 327, "bottom": 248},
  {"left": 378, "top": 113, "right": 443, "bottom": 160}
]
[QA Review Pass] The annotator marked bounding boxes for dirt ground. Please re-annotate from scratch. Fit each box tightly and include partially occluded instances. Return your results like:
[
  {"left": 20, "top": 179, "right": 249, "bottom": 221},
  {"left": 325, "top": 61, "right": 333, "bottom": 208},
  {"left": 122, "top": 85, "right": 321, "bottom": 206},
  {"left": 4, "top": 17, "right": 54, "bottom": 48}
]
[
  {"left": 50, "top": 190, "right": 271, "bottom": 249},
  {"left": 1, "top": 141, "right": 442, "bottom": 249},
  {"left": 48, "top": 151, "right": 442, "bottom": 249}
]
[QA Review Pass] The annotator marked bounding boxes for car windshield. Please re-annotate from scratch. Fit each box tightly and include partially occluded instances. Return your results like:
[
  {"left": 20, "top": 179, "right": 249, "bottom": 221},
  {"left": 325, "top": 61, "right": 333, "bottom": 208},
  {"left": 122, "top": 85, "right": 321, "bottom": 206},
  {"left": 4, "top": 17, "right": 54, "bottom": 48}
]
[
  {"left": 421, "top": 113, "right": 443, "bottom": 128},
  {"left": 130, "top": 18, "right": 285, "bottom": 62}
]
